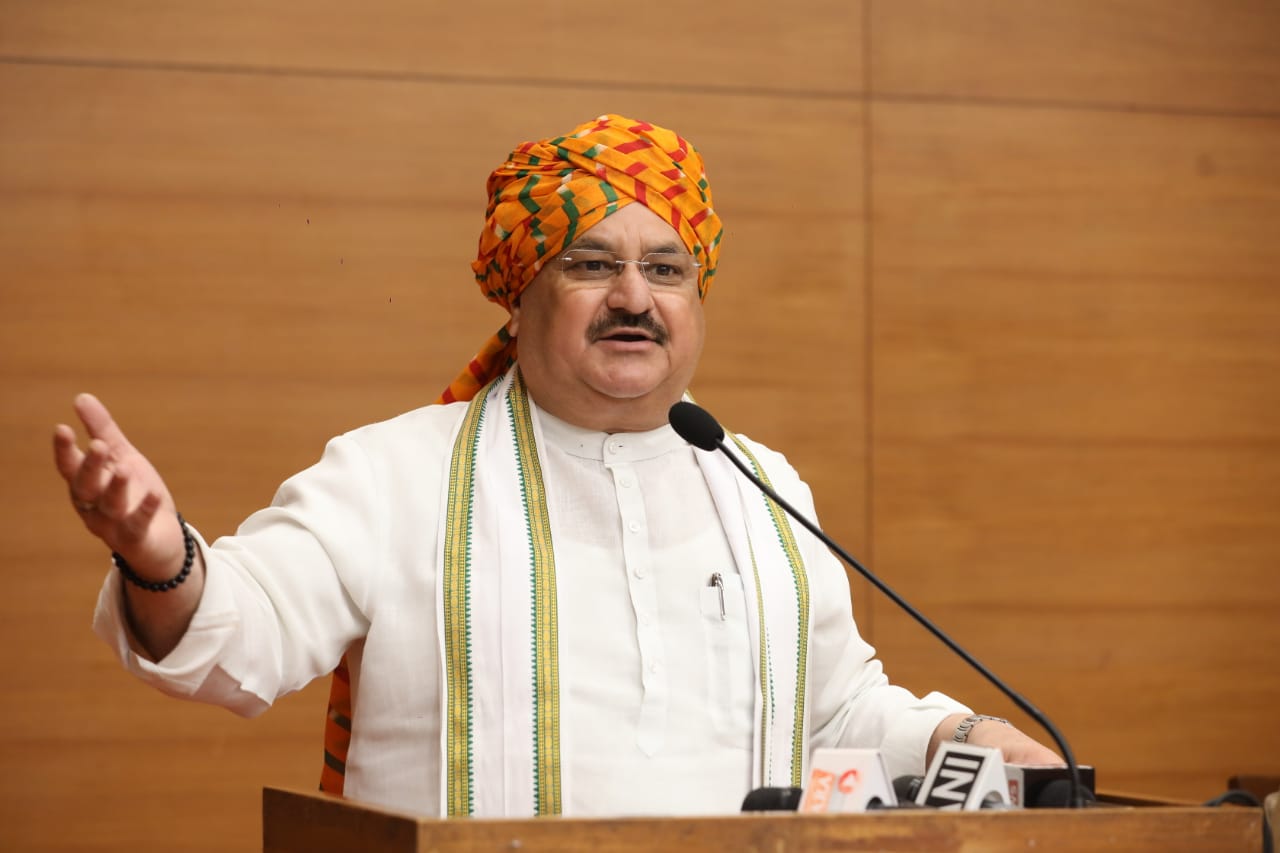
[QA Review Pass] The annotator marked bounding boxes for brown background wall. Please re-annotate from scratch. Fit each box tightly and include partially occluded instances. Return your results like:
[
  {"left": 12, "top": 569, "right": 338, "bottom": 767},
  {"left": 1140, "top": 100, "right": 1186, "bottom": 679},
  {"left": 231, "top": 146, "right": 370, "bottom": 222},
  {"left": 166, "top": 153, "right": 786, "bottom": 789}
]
[{"left": 1, "top": 1, "right": 1277, "bottom": 850}]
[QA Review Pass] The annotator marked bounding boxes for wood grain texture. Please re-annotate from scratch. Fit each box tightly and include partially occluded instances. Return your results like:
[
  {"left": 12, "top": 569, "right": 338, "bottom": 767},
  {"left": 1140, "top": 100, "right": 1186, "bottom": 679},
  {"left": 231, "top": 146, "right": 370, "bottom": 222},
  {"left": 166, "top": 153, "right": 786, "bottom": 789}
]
[
  {"left": 870, "top": 0, "right": 1280, "bottom": 113},
  {"left": 262, "top": 787, "right": 1263, "bottom": 853},
  {"left": 6, "top": 0, "right": 1280, "bottom": 848},
  {"left": 0, "top": 0, "right": 865, "bottom": 95},
  {"left": 0, "top": 59, "right": 866, "bottom": 851},
  {"left": 870, "top": 101, "right": 1280, "bottom": 801}
]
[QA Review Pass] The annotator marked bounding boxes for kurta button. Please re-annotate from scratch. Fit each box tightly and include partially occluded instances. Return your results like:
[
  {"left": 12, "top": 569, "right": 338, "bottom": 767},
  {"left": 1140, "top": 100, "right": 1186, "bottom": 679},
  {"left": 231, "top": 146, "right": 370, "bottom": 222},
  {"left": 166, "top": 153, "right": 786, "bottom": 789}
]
[{"left": 628, "top": 521, "right": 641, "bottom": 533}]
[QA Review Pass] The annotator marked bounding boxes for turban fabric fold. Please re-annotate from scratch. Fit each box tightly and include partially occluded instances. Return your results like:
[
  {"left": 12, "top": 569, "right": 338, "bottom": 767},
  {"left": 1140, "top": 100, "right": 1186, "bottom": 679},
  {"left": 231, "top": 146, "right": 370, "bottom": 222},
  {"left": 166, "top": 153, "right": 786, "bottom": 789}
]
[{"left": 438, "top": 113, "right": 724, "bottom": 405}]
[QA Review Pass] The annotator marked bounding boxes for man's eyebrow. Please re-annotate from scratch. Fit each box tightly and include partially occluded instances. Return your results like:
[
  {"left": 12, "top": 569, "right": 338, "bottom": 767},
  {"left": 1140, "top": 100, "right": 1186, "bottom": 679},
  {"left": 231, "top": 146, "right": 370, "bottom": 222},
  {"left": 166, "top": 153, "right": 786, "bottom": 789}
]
[
  {"left": 562, "top": 238, "right": 687, "bottom": 254},
  {"left": 562, "top": 238, "right": 612, "bottom": 253}
]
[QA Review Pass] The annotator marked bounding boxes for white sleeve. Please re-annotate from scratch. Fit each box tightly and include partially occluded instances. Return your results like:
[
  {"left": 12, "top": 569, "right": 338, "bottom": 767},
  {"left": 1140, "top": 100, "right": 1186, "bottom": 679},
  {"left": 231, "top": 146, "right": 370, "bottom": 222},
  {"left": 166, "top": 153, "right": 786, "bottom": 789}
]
[
  {"left": 92, "top": 433, "right": 382, "bottom": 716},
  {"left": 740, "top": 438, "right": 970, "bottom": 779},
  {"left": 804, "top": 542, "right": 970, "bottom": 779}
]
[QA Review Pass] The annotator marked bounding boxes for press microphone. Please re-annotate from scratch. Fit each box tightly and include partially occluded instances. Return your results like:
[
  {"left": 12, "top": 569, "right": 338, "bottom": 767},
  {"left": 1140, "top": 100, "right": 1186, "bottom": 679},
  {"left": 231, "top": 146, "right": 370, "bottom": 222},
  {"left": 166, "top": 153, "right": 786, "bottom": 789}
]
[
  {"left": 669, "top": 400, "right": 1088, "bottom": 808},
  {"left": 916, "top": 743, "right": 1013, "bottom": 810},
  {"left": 798, "top": 748, "right": 900, "bottom": 813},
  {"left": 894, "top": 774, "right": 924, "bottom": 803},
  {"left": 894, "top": 764, "right": 1098, "bottom": 809},
  {"left": 740, "top": 786, "right": 803, "bottom": 812},
  {"left": 1007, "top": 764, "right": 1097, "bottom": 808}
]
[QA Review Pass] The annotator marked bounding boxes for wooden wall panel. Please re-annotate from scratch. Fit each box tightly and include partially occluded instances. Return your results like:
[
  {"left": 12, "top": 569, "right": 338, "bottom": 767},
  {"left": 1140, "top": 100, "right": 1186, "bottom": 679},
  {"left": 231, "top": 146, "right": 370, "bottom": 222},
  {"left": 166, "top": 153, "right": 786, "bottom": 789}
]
[
  {"left": 870, "top": 0, "right": 1280, "bottom": 113},
  {"left": 6, "top": 0, "right": 1279, "bottom": 846},
  {"left": 870, "top": 101, "right": 1280, "bottom": 800},
  {"left": 0, "top": 0, "right": 865, "bottom": 95},
  {"left": 0, "top": 58, "right": 866, "bottom": 850}
]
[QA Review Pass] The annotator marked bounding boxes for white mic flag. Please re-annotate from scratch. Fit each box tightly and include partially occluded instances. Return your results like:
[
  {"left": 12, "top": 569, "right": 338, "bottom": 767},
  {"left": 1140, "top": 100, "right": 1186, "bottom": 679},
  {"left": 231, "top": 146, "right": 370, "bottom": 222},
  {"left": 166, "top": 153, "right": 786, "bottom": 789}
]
[
  {"left": 798, "top": 748, "right": 897, "bottom": 813},
  {"left": 917, "top": 742, "right": 1012, "bottom": 810}
]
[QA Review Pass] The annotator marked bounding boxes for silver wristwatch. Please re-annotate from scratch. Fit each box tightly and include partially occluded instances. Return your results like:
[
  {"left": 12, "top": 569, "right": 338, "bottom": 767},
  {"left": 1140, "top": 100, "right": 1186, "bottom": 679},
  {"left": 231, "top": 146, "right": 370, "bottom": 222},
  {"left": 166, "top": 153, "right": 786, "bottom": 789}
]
[{"left": 953, "top": 714, "right": 1010, "bottom": 743}]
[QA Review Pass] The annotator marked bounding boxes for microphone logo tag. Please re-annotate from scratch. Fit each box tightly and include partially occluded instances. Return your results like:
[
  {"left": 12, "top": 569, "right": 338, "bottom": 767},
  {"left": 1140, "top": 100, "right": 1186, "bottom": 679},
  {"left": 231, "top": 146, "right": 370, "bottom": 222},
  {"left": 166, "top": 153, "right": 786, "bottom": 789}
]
[
  {"left": 799, "top": 768, "right": 835, "bottom": 813},
  {"left": 917, "top": 743, "right": 1011, "bottom": 811},
  {"left": 922, "top": 753, "right": 982, "bottom": 808},
  {"left": 800, "top": 749, "right": 897, "bottom": 813}
]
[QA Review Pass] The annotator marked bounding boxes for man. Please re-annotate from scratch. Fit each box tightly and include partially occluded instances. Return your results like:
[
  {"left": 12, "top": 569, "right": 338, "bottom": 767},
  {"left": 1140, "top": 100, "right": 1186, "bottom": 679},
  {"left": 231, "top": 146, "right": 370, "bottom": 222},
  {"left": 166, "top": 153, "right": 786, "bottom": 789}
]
[{"left": 54, "top": 114, "right": 1059, "bottom": 818}]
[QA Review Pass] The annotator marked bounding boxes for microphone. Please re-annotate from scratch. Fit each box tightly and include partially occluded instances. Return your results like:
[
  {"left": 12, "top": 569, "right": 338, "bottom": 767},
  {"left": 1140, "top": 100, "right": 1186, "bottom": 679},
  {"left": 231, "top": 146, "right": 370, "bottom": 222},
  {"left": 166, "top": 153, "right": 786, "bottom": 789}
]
[
  {"left": 916, "top": 743, "right": 1013, "bottom": 810},
  {"left": 894, "top": 774, "right": 924, "bottom": 804},
  {"left": 668, "top": 401, "right": 724, "bottom": 451},
  {"left": 669, "top": 400, "right": 1088, "bottom": 808},
  {"left": 1006, "top": 764, "right": 1097, "bottom": 808},
  {"left": 894, "top": 765, "right": 1098, "bottom": 809},
  {"left": 798, "top": 748, "right": 899, "bottom": 813},
  {"left": 740, "top": 787, "right": 803, "bottom": 812}
]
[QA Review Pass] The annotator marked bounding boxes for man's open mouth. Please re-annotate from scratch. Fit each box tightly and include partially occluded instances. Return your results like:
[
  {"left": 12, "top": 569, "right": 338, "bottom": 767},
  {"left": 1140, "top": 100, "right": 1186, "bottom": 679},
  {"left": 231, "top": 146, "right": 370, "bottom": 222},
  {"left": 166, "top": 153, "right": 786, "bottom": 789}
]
[{"left": 602, "top": 332, "right": 654, "bottom": 343}]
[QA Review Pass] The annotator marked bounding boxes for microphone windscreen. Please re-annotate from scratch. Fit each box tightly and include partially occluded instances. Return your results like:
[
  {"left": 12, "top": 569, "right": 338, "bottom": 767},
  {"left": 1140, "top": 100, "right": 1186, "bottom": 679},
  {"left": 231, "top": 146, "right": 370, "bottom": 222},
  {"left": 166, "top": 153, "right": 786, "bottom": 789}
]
[
  {"left": 1031, "top": 778, "right": 1096, "bottom": 808},
  {"left": 893, "top": 775, "right": 924, "bottom": 804},
  {"left": 741, "top": 786, "right": 803, "bottom": 812},
  {"left": 669, "top": 401, "right": 725, "bottom": 450}
]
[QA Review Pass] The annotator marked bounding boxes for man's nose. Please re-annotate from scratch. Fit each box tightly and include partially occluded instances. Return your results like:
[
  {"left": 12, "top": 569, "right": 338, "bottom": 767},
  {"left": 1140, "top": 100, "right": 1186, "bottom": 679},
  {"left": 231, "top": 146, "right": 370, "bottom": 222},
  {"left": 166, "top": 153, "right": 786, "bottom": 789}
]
[{"left": 605, "top": 262, "right": 656, "bottom": 313}]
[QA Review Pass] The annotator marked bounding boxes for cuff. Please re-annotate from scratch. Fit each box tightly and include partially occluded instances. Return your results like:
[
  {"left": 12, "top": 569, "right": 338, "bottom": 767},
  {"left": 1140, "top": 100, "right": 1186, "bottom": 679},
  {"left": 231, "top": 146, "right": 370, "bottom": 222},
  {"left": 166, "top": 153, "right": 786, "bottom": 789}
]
[
  {"left": 91, "top": 528, "right": 241, "bottom": 696},
  {"left": 877, "top": 691, "right": 971, "bottom": 780}
]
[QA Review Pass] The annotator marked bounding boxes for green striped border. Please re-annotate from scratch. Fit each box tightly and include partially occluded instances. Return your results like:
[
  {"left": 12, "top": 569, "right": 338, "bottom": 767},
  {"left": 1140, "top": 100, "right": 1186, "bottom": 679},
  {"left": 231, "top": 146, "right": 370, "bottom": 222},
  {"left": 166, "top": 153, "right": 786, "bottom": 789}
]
[
  {"left": 730, "top": 434, "right": 811, "bottom": 787},
  {"left": 508, "top": 374, "right": 563, "bottom": 815},
  {"left": 442, "top": 384, "right": 490, "bottom": 816},
  {"left": 741, "top": 532, "right": 774, "bottom": 784}
]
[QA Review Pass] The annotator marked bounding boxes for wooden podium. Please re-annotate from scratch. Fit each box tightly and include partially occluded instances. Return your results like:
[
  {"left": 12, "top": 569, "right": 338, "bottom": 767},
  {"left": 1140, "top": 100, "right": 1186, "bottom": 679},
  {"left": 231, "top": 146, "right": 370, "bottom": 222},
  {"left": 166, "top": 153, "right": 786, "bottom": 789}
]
[{"left": 262, "top": 786, "right": 1263, "bottom": 853}]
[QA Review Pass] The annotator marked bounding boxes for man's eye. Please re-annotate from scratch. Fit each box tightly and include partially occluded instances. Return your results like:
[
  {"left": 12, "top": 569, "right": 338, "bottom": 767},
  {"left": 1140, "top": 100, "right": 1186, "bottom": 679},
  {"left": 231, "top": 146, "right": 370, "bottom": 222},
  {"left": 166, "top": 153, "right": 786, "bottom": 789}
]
[{"left": 561, "top": 253, "right": 617, "bottom": 279}]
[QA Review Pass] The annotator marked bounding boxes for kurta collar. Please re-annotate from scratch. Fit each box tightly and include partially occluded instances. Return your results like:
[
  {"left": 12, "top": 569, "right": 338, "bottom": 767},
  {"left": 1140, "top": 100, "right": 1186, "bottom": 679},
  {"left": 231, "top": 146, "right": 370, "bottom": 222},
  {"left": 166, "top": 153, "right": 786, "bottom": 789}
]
[{"left": 536, "top": 403, "right": 687, "bottom": 463}]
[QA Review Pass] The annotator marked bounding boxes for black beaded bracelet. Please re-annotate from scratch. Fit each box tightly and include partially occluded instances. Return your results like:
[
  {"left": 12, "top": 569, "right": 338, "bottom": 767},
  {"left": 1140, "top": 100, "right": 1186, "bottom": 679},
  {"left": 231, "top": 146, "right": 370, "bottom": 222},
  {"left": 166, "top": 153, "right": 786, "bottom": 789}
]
[{"left": 112, "top": 512, "right": 196, "bottom": 592}]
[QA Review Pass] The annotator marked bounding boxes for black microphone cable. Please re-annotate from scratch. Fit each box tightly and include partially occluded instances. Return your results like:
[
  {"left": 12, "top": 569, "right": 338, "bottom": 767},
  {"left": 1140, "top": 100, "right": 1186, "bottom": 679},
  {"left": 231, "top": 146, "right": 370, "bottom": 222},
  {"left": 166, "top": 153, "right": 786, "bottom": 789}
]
[
  {"left": 1204, "top": 789, "right": 1272, "bottom": 853},
  {"left": 669, "top": 400, "right": 1088, "bottom": 808}
]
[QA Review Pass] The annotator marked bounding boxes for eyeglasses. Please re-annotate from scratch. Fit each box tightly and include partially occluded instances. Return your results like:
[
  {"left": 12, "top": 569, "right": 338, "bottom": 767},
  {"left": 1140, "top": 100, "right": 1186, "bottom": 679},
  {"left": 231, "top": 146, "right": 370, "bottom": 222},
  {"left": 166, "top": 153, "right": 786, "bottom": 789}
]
[{"left": 556, "top": 248, "right": 701, "bottom": 287}]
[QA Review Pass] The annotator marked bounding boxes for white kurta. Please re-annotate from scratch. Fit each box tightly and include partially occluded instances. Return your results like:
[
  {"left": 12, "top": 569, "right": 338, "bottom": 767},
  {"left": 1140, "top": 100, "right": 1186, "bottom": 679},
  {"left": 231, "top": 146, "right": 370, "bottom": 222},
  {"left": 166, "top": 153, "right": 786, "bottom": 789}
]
[{"left": 94, "top": 396, "right": 967, "bottom": 816}]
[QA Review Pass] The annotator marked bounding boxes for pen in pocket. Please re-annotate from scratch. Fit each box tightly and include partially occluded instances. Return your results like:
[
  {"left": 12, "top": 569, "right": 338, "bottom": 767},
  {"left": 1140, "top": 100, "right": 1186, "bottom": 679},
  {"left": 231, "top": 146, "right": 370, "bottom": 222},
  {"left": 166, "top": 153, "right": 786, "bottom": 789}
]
[{"left": 708, "top": 572, "right": 725, "bottom": 621}]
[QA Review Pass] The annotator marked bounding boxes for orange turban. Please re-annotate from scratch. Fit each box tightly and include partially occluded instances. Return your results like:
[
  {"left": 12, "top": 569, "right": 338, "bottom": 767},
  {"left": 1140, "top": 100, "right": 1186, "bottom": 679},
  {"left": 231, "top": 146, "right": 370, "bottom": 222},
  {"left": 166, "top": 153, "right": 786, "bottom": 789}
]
[{"left": 437, "top": 114, "right": 723, "bottom": 404}]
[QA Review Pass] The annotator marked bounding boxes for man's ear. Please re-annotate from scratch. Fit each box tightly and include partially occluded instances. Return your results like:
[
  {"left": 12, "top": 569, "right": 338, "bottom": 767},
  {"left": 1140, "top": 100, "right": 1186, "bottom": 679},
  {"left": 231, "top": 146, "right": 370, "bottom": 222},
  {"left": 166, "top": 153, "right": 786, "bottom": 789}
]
[{"left": 508, "top": 299, "right": 520, "bottom": 337}]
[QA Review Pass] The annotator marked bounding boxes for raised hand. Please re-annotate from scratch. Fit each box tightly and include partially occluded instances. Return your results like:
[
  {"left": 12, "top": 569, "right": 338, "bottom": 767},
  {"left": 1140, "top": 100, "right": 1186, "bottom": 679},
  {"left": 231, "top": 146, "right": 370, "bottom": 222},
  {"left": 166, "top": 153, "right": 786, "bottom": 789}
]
[
  {"left": 53, "top": 393, "right": 188, "bottom": 580},
  {"left": 55, "top": 393, "right": 205, "bottom": 659}
]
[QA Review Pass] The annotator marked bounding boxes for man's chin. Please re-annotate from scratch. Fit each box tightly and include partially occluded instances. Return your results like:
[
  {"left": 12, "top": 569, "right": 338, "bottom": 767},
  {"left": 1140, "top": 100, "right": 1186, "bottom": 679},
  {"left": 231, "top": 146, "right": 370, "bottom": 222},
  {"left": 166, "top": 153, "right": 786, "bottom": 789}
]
[{"left": 586, "top": 370, "right": 674, "bottom": 404}]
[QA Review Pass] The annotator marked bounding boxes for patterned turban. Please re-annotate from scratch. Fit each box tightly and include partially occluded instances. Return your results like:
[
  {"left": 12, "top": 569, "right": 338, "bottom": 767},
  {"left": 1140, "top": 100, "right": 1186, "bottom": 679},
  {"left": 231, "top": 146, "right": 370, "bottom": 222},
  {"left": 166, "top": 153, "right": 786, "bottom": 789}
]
[{"left": 437, "top": 114, "right": 723, "bottom": 405}]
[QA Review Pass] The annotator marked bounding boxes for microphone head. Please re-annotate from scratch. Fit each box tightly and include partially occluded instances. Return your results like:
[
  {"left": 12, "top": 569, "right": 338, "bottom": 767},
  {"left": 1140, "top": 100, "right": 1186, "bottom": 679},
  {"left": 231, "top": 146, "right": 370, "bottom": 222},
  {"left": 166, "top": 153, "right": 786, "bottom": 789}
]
[
  {"left": 1030, "top": 777, "right": 1096, "bottom": 808},
  {"left": 893, "top": 775, "right": 924, "bottom": 804},
  {"left": 668, "top": 401, "right": 725, "bottom": 451},
  {"left": 741, "top": 786, "right": 803, "bottom": 812}
]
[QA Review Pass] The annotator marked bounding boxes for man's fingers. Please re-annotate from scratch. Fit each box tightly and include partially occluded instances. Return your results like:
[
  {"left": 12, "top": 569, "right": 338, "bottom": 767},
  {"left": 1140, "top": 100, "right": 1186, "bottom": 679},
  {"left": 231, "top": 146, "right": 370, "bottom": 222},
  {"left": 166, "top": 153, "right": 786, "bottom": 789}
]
[
  {"left": 122, "top": 491, "right": 165, "bottom": 542},
  {"left": 52, "top": 423, "right": 86, "bottom": 482},
  {"left": 73, "top": 393, "right": 131, "bottom": 449},
  {"left": 70, "top": 438, "right": 114, "bottom": 506},
  {"left": 99, "top": 460, "right": 133, "bottom": 519}
]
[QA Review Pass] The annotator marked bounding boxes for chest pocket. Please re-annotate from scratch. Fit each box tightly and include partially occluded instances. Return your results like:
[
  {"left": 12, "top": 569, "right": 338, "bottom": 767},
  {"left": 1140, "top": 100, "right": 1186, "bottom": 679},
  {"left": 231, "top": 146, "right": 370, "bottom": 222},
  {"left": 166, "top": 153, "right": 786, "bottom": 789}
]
[{"left": 699, "top": 573, "right": 754, "bottom": 747}]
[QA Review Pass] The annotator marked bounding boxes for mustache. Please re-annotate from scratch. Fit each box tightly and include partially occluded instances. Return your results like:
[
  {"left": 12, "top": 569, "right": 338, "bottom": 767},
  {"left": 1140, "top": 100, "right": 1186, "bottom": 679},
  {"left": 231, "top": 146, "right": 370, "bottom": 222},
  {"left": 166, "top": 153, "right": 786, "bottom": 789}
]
[{"left": 588, "top": 311, "right": 669, "bottom": 345}]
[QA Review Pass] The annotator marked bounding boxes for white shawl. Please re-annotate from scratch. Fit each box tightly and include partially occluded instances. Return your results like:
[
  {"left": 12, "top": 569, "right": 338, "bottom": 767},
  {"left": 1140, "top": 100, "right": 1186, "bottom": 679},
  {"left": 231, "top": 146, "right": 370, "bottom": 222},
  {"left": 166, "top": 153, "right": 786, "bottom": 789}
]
[{"left": 435, "top": 369, "right": 811, "bottom": 816}]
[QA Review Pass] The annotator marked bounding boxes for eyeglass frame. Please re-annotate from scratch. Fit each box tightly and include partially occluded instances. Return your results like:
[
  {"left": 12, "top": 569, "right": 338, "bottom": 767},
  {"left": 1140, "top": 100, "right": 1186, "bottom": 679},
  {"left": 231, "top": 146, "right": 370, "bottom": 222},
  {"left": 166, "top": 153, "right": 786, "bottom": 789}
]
[{"left": 553, "top": 247, "right": 702, "bottom": 287}]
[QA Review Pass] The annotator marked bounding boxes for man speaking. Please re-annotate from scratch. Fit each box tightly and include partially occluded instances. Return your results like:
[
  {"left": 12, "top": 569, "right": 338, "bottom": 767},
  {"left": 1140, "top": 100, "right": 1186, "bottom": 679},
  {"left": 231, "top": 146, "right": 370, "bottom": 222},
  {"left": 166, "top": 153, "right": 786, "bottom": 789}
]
[{"left": 53, "top": 114, "right": 1059, "bottom": 817}]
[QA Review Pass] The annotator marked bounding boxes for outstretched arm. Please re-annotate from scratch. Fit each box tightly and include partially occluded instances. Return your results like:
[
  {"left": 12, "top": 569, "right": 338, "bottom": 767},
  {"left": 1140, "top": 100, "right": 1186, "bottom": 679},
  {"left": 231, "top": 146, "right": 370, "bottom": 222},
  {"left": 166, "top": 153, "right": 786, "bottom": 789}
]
[{"left": 53, "top": 393, "right": 204, "bottom": 660}]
